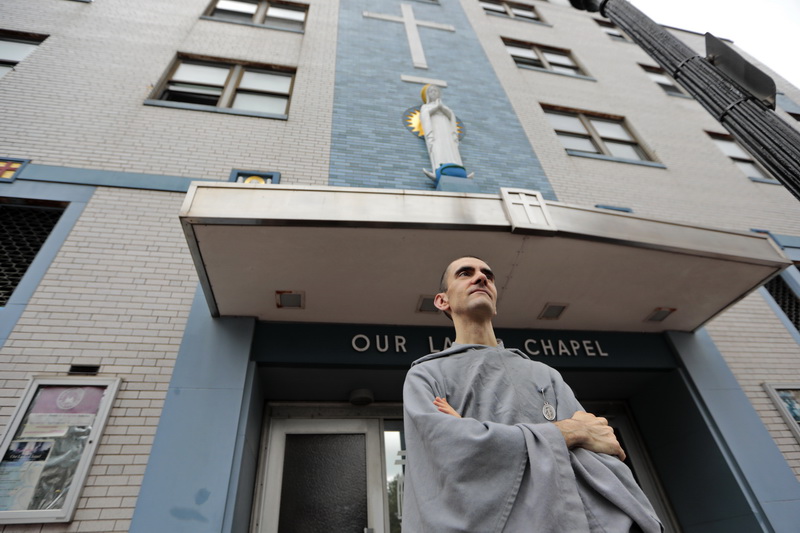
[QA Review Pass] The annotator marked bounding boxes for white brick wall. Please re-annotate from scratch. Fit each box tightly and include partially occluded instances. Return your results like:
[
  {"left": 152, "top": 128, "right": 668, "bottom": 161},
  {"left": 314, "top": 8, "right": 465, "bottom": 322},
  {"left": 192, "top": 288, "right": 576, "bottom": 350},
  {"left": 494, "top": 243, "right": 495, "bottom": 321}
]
[
  {"left": 706, "top": 292, "right": 800, "bottom": 479},
  {"left": 0, "top": 0, "right": 337, "bottom": 186},
  {"left": 0, "top": 187, "right": 197, "bottom": 532},
  {"left": 0, "top": 2, "right": 798, "bottom": 531},
  {"left": 462, "top": 0, "right": 800, "bottom": 478}
]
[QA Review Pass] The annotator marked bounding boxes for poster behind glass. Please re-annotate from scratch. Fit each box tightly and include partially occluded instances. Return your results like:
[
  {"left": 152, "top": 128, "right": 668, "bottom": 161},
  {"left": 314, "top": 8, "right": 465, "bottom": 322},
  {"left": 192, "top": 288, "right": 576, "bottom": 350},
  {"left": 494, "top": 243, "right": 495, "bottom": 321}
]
[
  {"left": 778, "top": 389, "right": 800, "bottom": 424},
  {"left": 0, "top": 385, "right": 105, "bottom": 511}
]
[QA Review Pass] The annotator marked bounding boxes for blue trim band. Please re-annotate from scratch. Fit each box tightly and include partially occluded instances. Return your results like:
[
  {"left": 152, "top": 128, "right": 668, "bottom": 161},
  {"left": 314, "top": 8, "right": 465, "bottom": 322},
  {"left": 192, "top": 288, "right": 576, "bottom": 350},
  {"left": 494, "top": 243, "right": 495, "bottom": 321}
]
[
  {"left": 749, "top": 176, "right": 782, "bottom": 185},
  {"left": 18, "top": 163, "right": 217, "bottom": 192},
  {"left": 594, "top": 204, "right": 633, "bottom": 213}
]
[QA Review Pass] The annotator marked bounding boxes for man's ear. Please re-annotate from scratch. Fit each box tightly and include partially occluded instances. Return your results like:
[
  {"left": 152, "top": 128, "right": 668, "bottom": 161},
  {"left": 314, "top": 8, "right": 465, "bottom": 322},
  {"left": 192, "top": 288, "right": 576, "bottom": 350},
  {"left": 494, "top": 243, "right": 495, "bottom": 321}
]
[{"left": 433, "top": 292, "right": 450, "bottom": 313}]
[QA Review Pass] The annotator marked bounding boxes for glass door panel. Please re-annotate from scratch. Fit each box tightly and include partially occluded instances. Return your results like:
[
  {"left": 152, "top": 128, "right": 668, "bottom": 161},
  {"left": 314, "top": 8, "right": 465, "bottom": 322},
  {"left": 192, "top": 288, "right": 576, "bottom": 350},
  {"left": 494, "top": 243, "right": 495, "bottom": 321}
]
[
  {"left": 258, "top": 418, "right": 384, "bottom": 533},
  {"left": 278, "top": 434, "right": 367, "bottom": 533},
  {"left": 382, "top": 420, "right": 405, "bottom": 533}
]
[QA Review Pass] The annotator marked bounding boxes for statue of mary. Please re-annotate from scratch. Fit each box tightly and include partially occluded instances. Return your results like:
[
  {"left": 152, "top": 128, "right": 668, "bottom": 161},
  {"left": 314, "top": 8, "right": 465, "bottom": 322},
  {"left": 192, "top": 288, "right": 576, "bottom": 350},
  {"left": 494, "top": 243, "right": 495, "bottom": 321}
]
[{"left": 419, "top": 84, "right": 469, "bottom": 181}]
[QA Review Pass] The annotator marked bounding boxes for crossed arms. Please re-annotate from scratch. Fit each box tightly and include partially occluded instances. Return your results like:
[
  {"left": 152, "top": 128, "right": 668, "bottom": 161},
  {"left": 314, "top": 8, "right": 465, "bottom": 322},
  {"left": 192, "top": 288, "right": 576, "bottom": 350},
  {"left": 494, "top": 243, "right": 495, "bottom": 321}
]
[{"left": 433, "top": 396, "right": 626, "bottom": 461}]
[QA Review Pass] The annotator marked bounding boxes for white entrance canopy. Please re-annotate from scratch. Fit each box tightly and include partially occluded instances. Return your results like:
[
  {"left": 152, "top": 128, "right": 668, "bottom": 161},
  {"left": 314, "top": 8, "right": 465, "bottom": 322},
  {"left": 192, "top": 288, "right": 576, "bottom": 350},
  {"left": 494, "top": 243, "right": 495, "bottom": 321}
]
[{"left": 179, "top": 184, "right": 790, "bottom": 332}]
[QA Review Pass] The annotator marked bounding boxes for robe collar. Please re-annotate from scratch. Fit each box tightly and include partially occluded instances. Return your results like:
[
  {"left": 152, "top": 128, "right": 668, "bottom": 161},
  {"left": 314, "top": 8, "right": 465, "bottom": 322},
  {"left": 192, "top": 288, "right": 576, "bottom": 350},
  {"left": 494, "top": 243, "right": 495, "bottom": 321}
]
[{"left": 411, "top": 341, "right": 531, "bottom": 366}]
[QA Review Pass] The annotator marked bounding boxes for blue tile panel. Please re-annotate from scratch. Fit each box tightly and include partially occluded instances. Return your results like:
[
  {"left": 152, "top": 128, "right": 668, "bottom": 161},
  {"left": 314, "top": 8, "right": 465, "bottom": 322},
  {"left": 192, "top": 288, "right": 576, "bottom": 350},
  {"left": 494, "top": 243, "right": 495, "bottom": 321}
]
[{"left": 329, "top": 0, "right": 555, "bottom": 199}]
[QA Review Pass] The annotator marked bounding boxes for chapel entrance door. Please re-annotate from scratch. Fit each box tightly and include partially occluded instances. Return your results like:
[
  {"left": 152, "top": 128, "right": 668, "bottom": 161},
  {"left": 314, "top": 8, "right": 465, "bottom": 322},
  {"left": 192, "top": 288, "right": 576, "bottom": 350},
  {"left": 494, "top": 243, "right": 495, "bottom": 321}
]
[
  {"left": 583, "top": 402, "right": 681, "bottom": 533},
  {"left": 255, "top": 410, "right": 405, "bottom": 533}
]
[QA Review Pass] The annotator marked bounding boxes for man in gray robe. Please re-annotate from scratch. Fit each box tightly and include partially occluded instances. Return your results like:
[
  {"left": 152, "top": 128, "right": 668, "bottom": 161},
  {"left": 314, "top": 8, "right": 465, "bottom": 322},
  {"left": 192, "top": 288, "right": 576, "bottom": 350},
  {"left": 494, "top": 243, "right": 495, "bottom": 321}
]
[{"left": 401, "top": 256, "right": 662, "bottom": 532}]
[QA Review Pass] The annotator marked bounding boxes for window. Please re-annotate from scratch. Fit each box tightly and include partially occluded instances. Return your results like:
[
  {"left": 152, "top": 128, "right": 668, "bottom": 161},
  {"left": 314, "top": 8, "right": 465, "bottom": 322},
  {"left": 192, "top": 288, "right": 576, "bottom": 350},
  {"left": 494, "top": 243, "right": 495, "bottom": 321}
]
[
  {"left": 152, "top": 57, "right": 294, "bottom": 118},
  {"left": 763, "top": 383, "right": 800, "bottom": 444},
  {"left": 229, "top": 169, "right": 281, "bottom": 184},
  {"left": 708, "top": 132, "right": 777, "bottom": 183},
  {"left": 0, "top": 158, "right": 29, "bottom": 182},
  {"left": 504, "top": 39, "right": 586, "bottom": 77},
  {"left": 765, "top": 274, "right": 800, "bottom": 332},
  {"left": 594, "top": 19, "right": 629, "bottom": 42},
  {"left": 0, "top": 198, "right": 66, "bottom": 307},
  {"left": 543, "top": 107, "right": 653, "bottom": 162},
  {"left": 206, "top": 0, "right": 307, "bottom": 31},
  {"left": 480, "top": 1, "right": 543, "bottom": 22},
  {"left": 0, "top": 377, "right": 120, "bottom": 524},
  {"left": 640, "top": 65, "right": 685, "bottom": 96},
  {"left": 0, "top": 32, "right": 46, "bottom": 79}
]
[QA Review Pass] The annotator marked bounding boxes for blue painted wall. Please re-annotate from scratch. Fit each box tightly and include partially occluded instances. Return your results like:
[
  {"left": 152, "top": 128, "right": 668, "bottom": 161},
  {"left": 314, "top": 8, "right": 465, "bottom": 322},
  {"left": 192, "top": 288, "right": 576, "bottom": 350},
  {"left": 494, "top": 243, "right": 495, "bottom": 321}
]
[
  {"left": 329, "top": 0, "right": 555, "bottom": 198},
  {"left": 0, "top": 179, "right": 93, "bottom": 347},
  {"left": 663, "top": 329, "right": 800, "bottom": 532},
  {"left": 130, "top": 292, "right": 256, "bottom": 533}
]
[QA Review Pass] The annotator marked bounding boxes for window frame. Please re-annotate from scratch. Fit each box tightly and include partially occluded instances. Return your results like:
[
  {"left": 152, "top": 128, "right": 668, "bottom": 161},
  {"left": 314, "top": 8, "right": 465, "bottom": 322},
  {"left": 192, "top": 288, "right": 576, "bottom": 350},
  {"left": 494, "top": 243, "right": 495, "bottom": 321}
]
[
  {"left": 145, "top": 55, "right": 295, "bottom": 120},
  {"left": 763, "top": 267, "right": 800, "bottom": 337},
  {"left": 503, "top": 39, "right": 589, "bottom": 79},
  {"left": 0, "top": 376, "right": 121, "bottom": 524},
  {"left": 203, "top": 0, "right": 308, "bottom": 33},
  {"left": 0, "top": 197, "right": 67, "bottom": 307},
  {"left": 0, "top": 158, "right": 30, "bottom": 183},
  {"left": 640, "top": 64, "right": 688, "bottom": 97},
  {"left": 543, "top": 106, "right": 659, "bottom": 165},
  {"left": 480, "top": 0, "right": 545, "bottom": 23},
  {"left": 707, "top": 132, "right": 778, "bottom": 184},
  {"left": 252, "top": 404, "right": 405, "bottom": 533},
  {"left": 0, "top": 31, "right": 47, "bottom": 79},
  {"left": 229, "top": 169, "right": 281, "bottom": 184},
  {"left": 594, "top": 19, "right": 630, "bottom": 42},
  {"left": 762, "top": 383, "right": 800, "bottom": 444}
]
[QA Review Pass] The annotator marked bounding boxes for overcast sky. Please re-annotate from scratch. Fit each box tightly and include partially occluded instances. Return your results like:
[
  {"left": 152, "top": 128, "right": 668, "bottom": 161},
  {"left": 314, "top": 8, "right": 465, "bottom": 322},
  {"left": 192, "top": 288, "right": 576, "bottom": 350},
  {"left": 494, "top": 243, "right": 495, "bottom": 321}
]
[{"left": 630, "top": 0, "right": 800, "bottom": 89}]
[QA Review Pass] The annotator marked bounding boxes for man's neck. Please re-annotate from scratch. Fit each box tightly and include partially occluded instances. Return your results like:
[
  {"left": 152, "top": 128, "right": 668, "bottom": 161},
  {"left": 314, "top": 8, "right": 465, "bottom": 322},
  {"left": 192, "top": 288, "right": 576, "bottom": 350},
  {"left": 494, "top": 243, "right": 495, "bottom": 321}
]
[{"left": 453, "top": 318, "right": 498, "bottom": 347}]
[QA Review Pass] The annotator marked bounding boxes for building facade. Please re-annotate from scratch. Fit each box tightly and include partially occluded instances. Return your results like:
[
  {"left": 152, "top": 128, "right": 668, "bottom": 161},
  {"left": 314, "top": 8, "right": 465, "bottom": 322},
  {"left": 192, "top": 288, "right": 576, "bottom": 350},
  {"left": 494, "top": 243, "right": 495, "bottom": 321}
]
[{"left": 0, "top": 0, "right": 799, "bottom": 531}]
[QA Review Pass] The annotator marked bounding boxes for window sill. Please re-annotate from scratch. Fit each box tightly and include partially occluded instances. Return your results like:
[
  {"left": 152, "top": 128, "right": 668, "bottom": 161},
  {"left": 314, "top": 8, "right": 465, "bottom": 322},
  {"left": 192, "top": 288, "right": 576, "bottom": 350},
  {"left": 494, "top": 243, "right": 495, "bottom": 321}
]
[
  {"left": 665, "top": 91, "right": 693, "bottom": 99},
  {"left": 565, "top": 150, "right": 666, "bottom": 168},
  {"left": 199, "top": 16, "right": 305, "bottom": 34},
  {"left": 516, "top": 65, "right": 596, "bottom": 82},
  {"left": 749, "top": 177, "right": 782, "bottom": 185},
  {"left": 486, "top": 12, "right": 552, "bottom": 27},
  {"left": 144, "top": 100, "right": 288, "bottom": 120}
]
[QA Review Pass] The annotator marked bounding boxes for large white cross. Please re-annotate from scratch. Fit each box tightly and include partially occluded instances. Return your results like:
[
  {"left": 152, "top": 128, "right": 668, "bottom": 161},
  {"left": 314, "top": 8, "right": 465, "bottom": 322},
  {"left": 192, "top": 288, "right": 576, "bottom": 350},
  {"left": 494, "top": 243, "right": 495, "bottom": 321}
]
[{"left": 363, "top": 4, "right": 455, "bottom": 70}]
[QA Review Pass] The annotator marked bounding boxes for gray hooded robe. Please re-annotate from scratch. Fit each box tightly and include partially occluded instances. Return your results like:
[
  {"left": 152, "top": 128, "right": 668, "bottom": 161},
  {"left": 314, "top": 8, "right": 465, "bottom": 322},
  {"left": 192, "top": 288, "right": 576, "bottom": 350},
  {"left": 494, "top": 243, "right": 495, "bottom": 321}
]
[{"left": 401, "top": 343, "right": 662, "bottom": 533}]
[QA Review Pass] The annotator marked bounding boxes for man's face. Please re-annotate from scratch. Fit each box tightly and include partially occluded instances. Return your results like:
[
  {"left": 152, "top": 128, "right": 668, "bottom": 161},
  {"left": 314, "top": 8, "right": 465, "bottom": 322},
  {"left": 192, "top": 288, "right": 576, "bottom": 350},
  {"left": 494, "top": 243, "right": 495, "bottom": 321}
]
[{"left": 435, "top": 257, "right": 497, "bottom": 320}]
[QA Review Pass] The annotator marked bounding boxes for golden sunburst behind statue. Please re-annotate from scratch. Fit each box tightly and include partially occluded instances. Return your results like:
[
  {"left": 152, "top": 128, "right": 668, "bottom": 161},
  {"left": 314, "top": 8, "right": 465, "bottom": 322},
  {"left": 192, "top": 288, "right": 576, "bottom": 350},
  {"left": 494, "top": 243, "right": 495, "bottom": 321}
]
[{"left": 402, "top": 106, "right": 465, "bottom": 139}]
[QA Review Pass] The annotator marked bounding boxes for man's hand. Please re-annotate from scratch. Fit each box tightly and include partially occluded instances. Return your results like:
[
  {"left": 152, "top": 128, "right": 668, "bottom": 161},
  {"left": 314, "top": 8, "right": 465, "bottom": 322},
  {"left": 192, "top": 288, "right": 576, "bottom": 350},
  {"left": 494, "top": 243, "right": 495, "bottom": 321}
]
[
  {"left": 554, "top": 411, "right": 626, "bottom": 461},
  {"left": 433, "top": 397, "right": 461, "bottom": 418}
]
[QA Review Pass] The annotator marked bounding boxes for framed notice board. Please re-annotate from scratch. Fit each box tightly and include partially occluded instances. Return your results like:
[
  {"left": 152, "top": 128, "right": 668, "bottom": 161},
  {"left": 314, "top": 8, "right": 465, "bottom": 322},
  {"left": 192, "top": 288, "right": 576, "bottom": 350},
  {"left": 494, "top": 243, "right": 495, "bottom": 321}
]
[{"left": 0, "top": 377, "right": 120, "bottom": 524}]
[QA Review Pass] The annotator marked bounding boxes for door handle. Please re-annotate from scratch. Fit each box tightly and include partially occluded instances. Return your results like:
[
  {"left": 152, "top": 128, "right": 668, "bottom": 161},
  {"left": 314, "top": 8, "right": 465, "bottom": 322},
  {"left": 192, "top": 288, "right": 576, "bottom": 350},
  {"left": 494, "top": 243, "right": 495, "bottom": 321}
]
[{"left": 364, "top": 529, "right": 374, "bottom": 533}]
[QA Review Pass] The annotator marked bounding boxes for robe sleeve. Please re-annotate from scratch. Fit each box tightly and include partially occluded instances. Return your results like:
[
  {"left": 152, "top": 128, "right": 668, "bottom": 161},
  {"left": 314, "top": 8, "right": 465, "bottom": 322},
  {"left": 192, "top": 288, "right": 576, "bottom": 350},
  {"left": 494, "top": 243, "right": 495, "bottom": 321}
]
[
  {"left": 548, "top": 366, "right": 663, "bottom": 533},
  {"left": 401, "top": 364, "right": 580, "bottom": 533}
]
